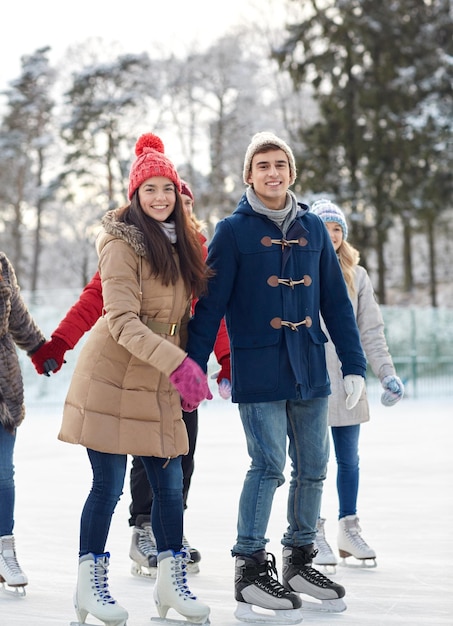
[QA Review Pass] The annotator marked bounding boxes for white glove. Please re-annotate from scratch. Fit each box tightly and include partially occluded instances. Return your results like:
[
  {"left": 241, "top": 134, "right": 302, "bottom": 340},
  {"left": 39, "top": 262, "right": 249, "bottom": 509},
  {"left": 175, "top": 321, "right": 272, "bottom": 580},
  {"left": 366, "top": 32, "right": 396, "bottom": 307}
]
[
  {"left": 381, "top": 375, "right": 404, "bottom": 407},
  {"left": 343, "top": 374, "right": 365, "bottom": 410}
]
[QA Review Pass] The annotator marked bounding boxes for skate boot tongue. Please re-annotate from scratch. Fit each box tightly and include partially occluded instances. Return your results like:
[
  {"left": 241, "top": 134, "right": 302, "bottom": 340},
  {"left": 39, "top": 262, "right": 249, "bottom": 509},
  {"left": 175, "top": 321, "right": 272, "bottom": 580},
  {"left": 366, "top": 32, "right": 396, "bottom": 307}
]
[{"left": 93, "top": 553, "right": 116, "bottom": 604}]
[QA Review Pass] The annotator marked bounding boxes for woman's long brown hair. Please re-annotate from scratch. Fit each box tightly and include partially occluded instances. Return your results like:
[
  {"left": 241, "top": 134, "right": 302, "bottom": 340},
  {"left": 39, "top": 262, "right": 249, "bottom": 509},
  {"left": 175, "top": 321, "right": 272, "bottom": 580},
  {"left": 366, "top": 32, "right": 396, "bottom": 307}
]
[{"left": 122, "top": 187, "right": 211, "bottom": 299}]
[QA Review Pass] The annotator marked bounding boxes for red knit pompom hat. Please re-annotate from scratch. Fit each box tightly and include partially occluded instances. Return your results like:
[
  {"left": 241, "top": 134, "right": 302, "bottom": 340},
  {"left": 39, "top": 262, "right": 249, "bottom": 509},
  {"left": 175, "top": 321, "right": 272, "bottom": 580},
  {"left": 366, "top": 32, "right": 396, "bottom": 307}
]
[
  {"left": 128, "top": 133, "right": 182, "bottom": 200},
  {"left": 180, "top": 179, "right": 194, "bottom": 201}
]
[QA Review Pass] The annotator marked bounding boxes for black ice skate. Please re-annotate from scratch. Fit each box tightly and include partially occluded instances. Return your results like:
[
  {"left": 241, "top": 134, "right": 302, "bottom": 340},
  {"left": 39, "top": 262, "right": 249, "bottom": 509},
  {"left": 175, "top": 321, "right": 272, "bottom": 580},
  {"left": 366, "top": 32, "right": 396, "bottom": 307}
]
[
  {"left": 129, "top": 515, "right": 158, "bottom": 578},
  {"left": 234, "top": 550, "right": 302, "bottom": 624},
  {"left": 282, "top": 545, "right": 346, "bottom": 613},
  {"left": 182, "top": 534, "right": 201, "bottom": 574}
]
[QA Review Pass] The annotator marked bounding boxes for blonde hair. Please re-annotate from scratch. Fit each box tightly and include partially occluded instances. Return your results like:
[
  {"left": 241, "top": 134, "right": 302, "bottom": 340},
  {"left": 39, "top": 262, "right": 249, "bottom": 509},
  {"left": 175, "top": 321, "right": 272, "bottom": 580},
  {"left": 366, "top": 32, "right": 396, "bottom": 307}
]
[
  {"left": 337, "top": 239, "right": 360, "bottom": 298},
  {"left": 190, "top": 213, "right": 207, "bottom": 234}
]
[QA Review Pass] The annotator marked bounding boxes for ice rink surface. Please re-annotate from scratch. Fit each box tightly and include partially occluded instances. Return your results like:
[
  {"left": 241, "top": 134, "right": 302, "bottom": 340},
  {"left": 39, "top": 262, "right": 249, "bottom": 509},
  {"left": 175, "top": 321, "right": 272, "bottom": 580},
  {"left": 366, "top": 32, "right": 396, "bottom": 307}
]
[{"left": 2, "top": 388, "right": 452, "bottom": 626}]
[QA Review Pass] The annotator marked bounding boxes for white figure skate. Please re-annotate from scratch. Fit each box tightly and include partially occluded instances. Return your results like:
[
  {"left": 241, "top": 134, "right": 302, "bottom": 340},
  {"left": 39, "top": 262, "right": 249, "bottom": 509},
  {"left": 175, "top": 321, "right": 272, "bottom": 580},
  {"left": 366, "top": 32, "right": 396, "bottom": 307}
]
[
  {"left": 152, "top": 549, "right": 210, "bottom": 625},
  {"left": 338, "top": 515, "right": 377, "bottom": 568},
  {"left": 313, "top": 518, "right": 338, "bottom": 575},
  {"left": 0, "top": 535, "right": 28, "bottom": 596},
  {"left": 70, "top": 552, "right": 128, "bottom": 626}
]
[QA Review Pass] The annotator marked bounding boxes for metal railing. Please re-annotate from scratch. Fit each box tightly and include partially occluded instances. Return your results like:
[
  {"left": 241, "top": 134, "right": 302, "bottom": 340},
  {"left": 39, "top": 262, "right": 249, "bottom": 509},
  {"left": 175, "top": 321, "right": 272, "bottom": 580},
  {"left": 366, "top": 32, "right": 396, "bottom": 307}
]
[{"left": 365, "top": 306, "right": 453, "bottom": 400}]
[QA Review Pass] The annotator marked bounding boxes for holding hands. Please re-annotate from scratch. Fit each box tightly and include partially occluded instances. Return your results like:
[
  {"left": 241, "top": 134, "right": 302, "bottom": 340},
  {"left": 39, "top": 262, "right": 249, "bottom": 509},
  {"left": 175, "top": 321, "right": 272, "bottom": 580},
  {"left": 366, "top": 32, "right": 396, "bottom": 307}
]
[
  {"left": 31, "top": 336, "right": 69, "bottom": 376},
  {"left": 216, "top": 355, "right": 232, "bottom": 400},
  {"left": 169, "top": 357, "right": 213, "bottom": 412}
]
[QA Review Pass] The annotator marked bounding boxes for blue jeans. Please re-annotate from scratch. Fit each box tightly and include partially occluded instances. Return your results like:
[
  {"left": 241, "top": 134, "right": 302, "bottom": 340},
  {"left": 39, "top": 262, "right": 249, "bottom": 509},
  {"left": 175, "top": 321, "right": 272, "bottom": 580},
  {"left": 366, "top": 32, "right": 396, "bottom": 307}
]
[
  {"left": 0, "top": 424, "right": 16, "bottom": 536},
  {"left": 331, "top": 424, "right": 360, "bottom": 519},
  {"left": 80, "top": 449, "right": 183, "bottom": 557},
  {"left": 232, "top": 397, "right": 329, "bottom": 556}
]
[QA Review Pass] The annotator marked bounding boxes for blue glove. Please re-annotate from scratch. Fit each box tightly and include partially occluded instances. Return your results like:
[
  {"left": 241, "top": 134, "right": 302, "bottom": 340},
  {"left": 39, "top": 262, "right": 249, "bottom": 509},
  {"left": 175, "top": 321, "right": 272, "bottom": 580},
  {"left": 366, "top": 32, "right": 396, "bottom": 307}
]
[
  {"left": 381, "top": 375, "right": 404, "bottom": 407},
  {"left": 218, "top": 378, "right": 232, "bottom": 400},
  {"left": 211, "top": 355, "right": 232, "bottom": 400}
]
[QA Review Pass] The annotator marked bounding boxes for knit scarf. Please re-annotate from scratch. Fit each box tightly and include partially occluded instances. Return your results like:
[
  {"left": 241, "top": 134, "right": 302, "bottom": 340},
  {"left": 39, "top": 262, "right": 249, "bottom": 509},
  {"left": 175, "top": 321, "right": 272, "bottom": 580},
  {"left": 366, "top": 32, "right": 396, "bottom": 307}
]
[
  {"left": 159, "top": 221, "right": 177, "bottom": 243},
  {"left": 246, "top": 187, "right": 298, "bottom": 236}
]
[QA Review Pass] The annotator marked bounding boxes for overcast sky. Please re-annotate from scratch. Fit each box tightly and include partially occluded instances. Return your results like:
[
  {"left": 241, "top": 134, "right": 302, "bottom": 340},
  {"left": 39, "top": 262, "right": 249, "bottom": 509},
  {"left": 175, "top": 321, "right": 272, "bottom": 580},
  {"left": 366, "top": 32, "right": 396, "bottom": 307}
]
[{"left": 1, "top": 0, "right": 288, "bottom": 90}]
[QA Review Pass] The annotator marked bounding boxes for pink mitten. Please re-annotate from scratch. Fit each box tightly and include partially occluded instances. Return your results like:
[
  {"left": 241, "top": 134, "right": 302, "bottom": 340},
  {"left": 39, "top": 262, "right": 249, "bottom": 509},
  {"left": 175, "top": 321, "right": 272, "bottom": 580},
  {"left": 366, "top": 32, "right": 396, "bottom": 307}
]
[
  {"left": 181, "top": 399, "right": 198, "bottom": 413},
  {"left": 169, "top": 357, "right": 213, "bottom": 409}
]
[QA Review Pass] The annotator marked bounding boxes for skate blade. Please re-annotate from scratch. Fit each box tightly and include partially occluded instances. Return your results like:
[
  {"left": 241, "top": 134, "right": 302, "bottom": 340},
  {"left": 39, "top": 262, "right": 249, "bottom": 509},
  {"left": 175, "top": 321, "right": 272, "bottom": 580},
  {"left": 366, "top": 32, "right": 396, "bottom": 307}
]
[
  {"left": 235, "top": 603, "right": 303, "bottom": 625},
  {"left": 70, "top": 623, "right": 126, "bottom": 626},
  {"left": 71, "top": 623, "right": 105, "bottom": 626},
  {"left": 0, "top": 582, "right": 27, "bottom": 597},
  {"left": 71, "top": 620, "right": 127, "bottom": 626},
  {"left": 302, "top": 597, "right": 347, "bottom": 613},
  {"left": 339, "top": 556, "right": 377, "bottom": 568},
  {"left": 130, "top": 561, "right": 157, "bottom": 578},
  {"left": 151, "top": 617, "right": 210, "bottom": 625}
]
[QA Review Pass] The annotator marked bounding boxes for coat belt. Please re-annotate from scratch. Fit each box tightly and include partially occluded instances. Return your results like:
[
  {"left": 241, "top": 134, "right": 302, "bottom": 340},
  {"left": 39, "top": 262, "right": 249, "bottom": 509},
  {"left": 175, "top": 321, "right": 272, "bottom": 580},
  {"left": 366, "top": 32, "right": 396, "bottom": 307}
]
[{"left": 145, "top": 319, "right": 180, "bottom": 336}]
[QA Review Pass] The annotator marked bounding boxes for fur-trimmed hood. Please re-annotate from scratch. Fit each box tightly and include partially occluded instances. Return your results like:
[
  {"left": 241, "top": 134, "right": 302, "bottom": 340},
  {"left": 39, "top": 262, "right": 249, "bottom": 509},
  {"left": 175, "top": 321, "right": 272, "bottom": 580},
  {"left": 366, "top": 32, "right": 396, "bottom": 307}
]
[{"left": 98, "top": 207, "right": 147, "bottom": 258}]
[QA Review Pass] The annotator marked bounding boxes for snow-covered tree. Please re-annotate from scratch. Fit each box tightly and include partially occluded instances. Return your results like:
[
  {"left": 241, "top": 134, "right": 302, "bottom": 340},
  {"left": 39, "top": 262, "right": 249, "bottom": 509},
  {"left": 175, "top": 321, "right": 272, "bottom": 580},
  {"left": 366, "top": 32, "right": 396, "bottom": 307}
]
[
  {"left": 274, "top": 0, "right": 453, "bottom": 304},
  {"left": 0, "top": 47, "right": 56, "bottom": 288}
]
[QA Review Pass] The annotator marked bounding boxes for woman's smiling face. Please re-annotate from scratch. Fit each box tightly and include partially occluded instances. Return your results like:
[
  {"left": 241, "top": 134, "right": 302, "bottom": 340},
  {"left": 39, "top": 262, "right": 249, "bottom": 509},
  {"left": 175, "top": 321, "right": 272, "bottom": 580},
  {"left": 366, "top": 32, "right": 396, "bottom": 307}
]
[{"left": 138, "top": 177, "right": 176, "bottom": 221}]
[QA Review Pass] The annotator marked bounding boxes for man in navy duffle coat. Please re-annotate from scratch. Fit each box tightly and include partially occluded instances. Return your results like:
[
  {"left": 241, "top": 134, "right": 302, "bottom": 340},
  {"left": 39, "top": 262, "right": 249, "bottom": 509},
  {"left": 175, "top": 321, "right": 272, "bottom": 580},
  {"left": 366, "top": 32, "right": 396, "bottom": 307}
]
[{"left": 187, "top": 132, "right": 367, "bottom": 620}]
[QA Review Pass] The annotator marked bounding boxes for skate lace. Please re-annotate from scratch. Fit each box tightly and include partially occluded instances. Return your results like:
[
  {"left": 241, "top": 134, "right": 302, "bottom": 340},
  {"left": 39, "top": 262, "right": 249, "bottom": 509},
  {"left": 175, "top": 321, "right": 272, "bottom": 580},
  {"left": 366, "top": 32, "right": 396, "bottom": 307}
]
[
  {"left": 299, "top": 563, "right": 336, "bottom": 588},
  {"left": 93, "top": 554, "right": 116, "bottom": 605},
  {"left": 137, "top": 524, "right": 157, "bottom": 557},
  {"left": 0, "top": 536, "right": 23, "bottom": 577},
  {"left": 345, "top": 520, "right": 371, "bottom": 550},
  {"left": 255, "top": 553, "right": 290, "bottom": 598},
  {"left": 174, "top": 549, "right": 197, "bottom": 599},
  {"left": 315, "top": 525, "right": 334, "bottom": 558}
]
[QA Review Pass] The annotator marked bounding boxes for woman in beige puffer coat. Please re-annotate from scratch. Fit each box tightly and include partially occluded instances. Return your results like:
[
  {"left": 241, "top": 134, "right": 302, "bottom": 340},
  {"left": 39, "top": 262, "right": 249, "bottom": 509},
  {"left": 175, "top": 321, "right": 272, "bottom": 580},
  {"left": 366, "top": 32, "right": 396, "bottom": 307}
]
[
  {"left": 311, "top": 200, "right": 404, "bottom": 570},
  {"left": 58, "top": 133, "right": 212, "bottom": 626}
]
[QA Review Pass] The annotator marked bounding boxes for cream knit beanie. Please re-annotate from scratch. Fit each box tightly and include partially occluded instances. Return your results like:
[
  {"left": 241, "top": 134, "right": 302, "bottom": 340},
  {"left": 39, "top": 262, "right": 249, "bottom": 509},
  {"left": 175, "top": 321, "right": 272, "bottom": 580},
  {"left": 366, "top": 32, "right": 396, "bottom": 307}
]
[{"left": 243, "top": 132, "right": 297, "bottom": 186}]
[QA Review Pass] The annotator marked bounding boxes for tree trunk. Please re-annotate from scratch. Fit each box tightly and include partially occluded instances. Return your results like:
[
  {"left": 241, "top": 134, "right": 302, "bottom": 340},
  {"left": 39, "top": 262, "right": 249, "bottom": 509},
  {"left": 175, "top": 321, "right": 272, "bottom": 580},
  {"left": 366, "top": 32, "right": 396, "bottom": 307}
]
[
  {"left": 427, "top": 216, "right": 438, "bottom": 308},
  {"left": 402, "top": 219, "right": 413, "bottom": 292},
  {"left": 30, "top": 148, "right": 45, "bottom": 292}
]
